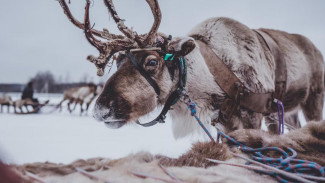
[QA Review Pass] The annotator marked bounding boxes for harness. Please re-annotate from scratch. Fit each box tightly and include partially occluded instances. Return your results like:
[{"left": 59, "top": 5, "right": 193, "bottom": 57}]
[
  {"left": 196, "top": 29, "right": 287, "bottom": 126},
  {"left": 129, "top": 30, "right": 287, "bottom": 130}
]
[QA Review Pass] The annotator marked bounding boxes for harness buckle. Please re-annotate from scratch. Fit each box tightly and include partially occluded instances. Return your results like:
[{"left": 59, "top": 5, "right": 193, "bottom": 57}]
[
  {"left": 164, "top": 53, "right": 175, "bottom": 61},
  {"left": 157, "top": 115, "right": 166, "bottom": 123}
]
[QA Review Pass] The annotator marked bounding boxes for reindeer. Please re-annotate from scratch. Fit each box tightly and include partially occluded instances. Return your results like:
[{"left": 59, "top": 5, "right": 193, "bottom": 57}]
[
  {"left": 58, "top": 83, "right": 97, "bottom": 114},
  {"left": 58, "top": 0, "right": 324, "bottom": 137},
  {"left": 70, "top": 84, "right": 103, "bottom": 115},
  {"left": 12, "top": 98, "right": 35, "bottom": 113},
  {"left": 81, "top": 84, "right": 103, "bottom": 114},
  {"left": 0, "top": 94, "right": 13, "bottom": 113}
]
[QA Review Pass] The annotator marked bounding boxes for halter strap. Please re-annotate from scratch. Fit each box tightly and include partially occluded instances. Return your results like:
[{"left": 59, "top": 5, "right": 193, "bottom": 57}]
[
  {"left": 126, "top": 53, "right": 161, "bottom": 96},
  {"left": 136, "top": 89, "right": 183, "bottom": 127}
]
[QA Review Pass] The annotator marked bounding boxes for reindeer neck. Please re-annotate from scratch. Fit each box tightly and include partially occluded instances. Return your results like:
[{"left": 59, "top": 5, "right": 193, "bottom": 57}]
[{"left": 168, "top": 47, "right": 225, "bottom": 139}]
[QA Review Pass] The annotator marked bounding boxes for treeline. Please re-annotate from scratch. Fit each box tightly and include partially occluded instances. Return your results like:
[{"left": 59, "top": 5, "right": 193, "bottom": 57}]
[
  {"left": 0, "top": 83, "right": 92, "bottom": 93},
  {"left": 0, "top": 71, "right": 101, "bottom": 93}
]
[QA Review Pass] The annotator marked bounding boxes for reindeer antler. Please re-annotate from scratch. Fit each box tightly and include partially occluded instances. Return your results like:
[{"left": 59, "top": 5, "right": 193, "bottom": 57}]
[
  {"left": 58, "top": 0, "right": 124, "bottom": 40},
  {"left": 84, "top": 0, "right": 138, "bottom": 76},
  {"left": 58, "top": 0, "right": 163, "bottom": 76},
  {"left": 103, "top": 0, "right": 144, "bottom": 47},
  {"left": 103, "top": 0, "right": 162, "bottom": 47},
  {"left": 142, "top": 0, "right": 162, "bottom": 45},
  {"left": 84, "top": 0, "right": 105, "bottom": 53}
]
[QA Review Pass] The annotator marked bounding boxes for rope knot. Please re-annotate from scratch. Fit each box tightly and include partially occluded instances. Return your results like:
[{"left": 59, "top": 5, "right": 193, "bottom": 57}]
[{"left": 187, "top": 101, "right": 196, "bottom": 116}]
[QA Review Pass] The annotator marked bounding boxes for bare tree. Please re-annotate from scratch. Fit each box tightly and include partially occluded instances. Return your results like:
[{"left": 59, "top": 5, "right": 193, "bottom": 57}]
[{"left": 31, "top": 71, "right": 56, "bottom": 93}]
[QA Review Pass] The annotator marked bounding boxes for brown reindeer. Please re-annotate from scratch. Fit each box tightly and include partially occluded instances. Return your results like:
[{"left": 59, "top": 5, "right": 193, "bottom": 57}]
[
  {"left": 0, "top": 94, "right": 13, "bottom": 113},
  {"left": 58, "top": 0, "right": 324, "bottom": 136},
  {"left": 58, "top": 83, "right": 97, "bottom": 114},
  {"left": 82, "top": 84, "right": 103, "bottom": 114},
  {"left": 70, "top": 84, "right": 103, "bottom": 115},
  {"left": 12, "top": 98, "right": 36, "bottom": 113}
]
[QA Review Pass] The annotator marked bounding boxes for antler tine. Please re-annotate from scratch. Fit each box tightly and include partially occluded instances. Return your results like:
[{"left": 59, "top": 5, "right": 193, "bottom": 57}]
[
  {"left": 103, "top": 0, "right": 144, "bottom": 47},
  {"left": 84, "top": 0, "right": 105, "bottom": 52},
  {"left": 58, "top": 0, "right": 138, "bottom": 76},
  {"left": 142, "top": 0, "right": 162, "bottom": 45},
  {"left": 58, "top": 0, "right": 124, "bottom": 40}
]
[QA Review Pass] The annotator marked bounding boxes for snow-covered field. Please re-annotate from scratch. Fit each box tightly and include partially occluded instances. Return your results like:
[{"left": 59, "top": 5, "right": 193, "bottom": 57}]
[
  {"left": 0, "top": 93, "right": 324, "bottom": 165},
  {"left": 0, "top": 93, "right": 200, "bottom": 165}
]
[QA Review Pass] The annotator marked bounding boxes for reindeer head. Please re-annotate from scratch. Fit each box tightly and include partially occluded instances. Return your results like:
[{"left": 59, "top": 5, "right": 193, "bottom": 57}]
[{"left": 59, "top": 0, "right": 196, "bottom": 128}]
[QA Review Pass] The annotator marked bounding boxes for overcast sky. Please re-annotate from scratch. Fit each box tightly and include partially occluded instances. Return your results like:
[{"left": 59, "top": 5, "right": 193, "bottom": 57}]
[{"left": 0, "top": 0, "right": 324, "bottom": 84}]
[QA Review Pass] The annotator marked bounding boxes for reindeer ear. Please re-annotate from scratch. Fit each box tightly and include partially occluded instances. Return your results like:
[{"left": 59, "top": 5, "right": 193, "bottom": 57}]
[{"left": 167, "top": 37, "right": 196, "bottom": 56}]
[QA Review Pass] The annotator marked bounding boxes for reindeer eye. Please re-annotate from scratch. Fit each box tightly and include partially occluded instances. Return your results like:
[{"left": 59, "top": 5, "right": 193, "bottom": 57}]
[{"left": 146, "top": 59, "right": 158, "bottom": 66}]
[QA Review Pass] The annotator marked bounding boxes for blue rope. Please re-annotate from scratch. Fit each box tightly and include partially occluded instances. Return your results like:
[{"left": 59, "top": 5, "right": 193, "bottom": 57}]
[
  {"left": 185, "top": 96, "right": 324, "bottom": 182},
  {"left": 185, "top": 100, "right": 215, "bottom": 142},
  {"left": 218, "top": 130, "right": 325, "bottom": 182}
]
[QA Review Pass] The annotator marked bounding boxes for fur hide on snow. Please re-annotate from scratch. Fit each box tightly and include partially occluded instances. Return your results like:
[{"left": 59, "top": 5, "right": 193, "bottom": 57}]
[{"left": 6, "top": 120, "right": 325, "bottom": 183}]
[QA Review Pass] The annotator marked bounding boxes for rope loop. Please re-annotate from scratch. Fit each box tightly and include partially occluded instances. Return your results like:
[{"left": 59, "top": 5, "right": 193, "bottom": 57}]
[{"left": 217, "top": 130, "right": 325, "bottom": 182}]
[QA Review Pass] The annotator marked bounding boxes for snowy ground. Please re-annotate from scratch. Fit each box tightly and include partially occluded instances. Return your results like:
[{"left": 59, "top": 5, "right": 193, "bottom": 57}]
[
  {"left": 0, "top": 93, "right": 324, "bottom": 165},
  {"left": 0, "top": 93, "right": 202, "bottom": 165}
]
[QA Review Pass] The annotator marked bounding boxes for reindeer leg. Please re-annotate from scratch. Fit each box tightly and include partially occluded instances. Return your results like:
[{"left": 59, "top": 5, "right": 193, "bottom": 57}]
[
  {"left": 0, "top": 104, "right": 2, "bottom": 113},
  {"left": 67, "top": 101, "right": 72, "bottom": 113},
  {"left": 72, "top": 100, "right": 78, "bottom": 112},
  {"left": 223, "top": 109, "right": 263, "bottom": 133},
  {"left": 58, "top": 98, "right": 67, "bottom": 112},
  {"left": 284, "top": 112, "right": 301, "bottom": 130},
  {"left": 265, "top": 113, "right": 279, "bottom": 134},
  {"left": 68, "top": 99, "right": 76, "bottom": 113},
  {"left": 80, "top": 101, "right": 84, "bottom": 116},
  {"left": 85, "top": 103, "right": 91, "bottom": 115},
  {"left": 301, "top": 88, "right": 324, "bottom": 122},
  {"left": 24, "top": 105, "right": 29, "bottom": 113}
]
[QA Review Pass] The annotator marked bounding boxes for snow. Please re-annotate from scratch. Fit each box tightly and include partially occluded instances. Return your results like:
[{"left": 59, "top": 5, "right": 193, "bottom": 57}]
[
  {"left": 0, "top": 93, "right": 324, "bottom": 165},
  {"left": 0, "top": 93, "right": 198, "bottom": 165}
]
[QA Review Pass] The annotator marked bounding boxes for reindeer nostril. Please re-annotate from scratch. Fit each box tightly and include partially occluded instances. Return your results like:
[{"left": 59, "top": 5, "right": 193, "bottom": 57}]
[
  {"left": 102, "top": 111, "right": 111, "bottom": 119},
  {"left": 93, "top": 103, "right": 111, "bottom": 121}
]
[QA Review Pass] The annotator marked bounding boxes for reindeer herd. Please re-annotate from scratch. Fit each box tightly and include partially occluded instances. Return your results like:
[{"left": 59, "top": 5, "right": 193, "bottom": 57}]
[{"left": 0, "top": 83, "right": 103, "bottom": 115}]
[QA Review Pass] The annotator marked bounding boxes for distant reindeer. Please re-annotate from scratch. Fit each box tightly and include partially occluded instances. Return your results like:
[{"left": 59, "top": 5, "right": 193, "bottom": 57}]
[
  {"left": 13, "top": 98, "right": 35, "bottom": 113},
  {"left": 0, "top": 94, "right": 13, "bottom": 113},
  {"left": 58, "top": 0, "right": 324, "bottom": 137},
  {"left": 58, "top": 83, "right": 97, "bottom": 114},
  {"left": 81, "top": 84, "right": 103, "bottom": 114},
  {"left": 70, "top": 84, "right": 103, "bottom": 115}
]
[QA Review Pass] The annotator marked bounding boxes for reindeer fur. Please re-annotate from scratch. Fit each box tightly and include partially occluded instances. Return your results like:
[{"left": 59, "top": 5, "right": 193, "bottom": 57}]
[
  {"left": 170, "top": 17, "right": 324, "bottom": 136},
  {"left": 11, "top": 120, "right": 325, "bottom": 183}
]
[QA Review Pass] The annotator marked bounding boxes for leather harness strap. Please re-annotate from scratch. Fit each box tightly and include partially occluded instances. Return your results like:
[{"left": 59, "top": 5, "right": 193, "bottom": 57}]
[
  {"left": 127, "top": 53, "right": 161, "bottom": 96},
  {"left": 254, "top": 29, "right": 287, "bottom": 101},
  {"left": 196, "top": 30, "right": 287, "bottom": 115}
]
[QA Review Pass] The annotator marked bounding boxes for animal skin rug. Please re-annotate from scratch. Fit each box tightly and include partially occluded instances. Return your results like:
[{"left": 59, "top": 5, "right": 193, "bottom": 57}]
[{"left": 5, "top": 120, "right": 325, "bottom": 183}]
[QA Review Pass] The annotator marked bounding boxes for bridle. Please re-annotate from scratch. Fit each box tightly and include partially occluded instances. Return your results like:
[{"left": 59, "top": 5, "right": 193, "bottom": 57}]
[{"left": 122, "top": 45, "right": 188, "bottom": 127}]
